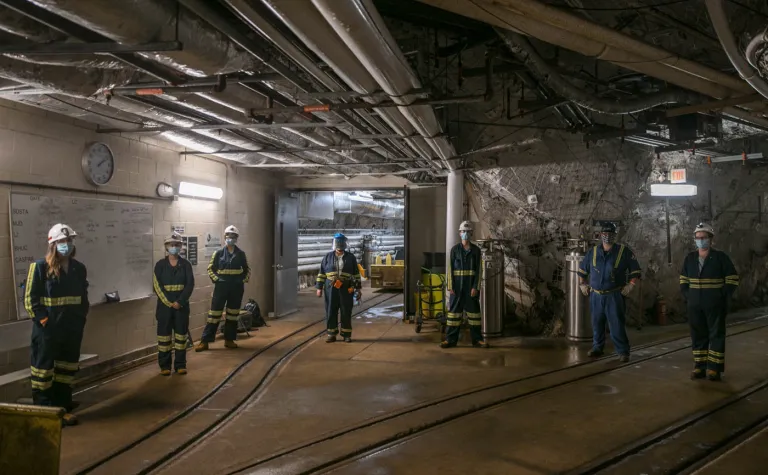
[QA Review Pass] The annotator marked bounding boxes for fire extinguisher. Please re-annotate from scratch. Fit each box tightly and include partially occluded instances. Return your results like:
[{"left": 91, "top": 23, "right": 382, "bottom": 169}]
[{"left": 656, "top": 295, "right": 667, "bottom": 325}]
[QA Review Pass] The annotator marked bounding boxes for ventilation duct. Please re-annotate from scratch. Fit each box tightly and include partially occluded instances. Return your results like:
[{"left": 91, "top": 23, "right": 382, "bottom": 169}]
[
  {"left": 0, "top": 6, "right": 63, "bottom": 41},
  {"left": 26, "top": 0, "right": 262, "bottom": 76}
]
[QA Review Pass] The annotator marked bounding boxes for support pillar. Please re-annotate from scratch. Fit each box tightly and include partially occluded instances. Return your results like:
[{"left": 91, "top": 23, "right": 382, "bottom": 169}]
[{"left": 446, "top": 170, "right": 464, "bottom": 267}]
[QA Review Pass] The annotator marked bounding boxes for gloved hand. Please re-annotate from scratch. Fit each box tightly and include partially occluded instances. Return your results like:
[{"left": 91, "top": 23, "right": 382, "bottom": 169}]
[
  {"left": 579, "top": 284, "right": 590, "bottom": 296},
  {"left": 621, "top": 282, "right": 635, "bottom": 296}
]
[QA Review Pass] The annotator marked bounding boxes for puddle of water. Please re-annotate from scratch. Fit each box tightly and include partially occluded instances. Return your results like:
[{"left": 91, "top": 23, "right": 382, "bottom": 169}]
[
  {"left": 355, "top": 303, "right": 404, "bottom": 320},
  {"left": 592, "top": 384, "right": 619, "bottom": 395}
]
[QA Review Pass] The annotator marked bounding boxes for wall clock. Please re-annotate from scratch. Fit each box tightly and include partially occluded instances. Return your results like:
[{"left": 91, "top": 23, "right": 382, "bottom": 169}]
[{"left": 81, "top": 142, "right": 115, "bottom": 186}]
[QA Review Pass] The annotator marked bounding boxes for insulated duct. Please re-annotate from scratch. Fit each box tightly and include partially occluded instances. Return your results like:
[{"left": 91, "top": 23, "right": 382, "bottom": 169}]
[
  {"left": 0, "top": 5, "right": 63, "bottom": 41},
  {"left": 26, "top": 0, "right": 261, "bottom": 76},
  {"left": 254, "top": 0, "right": 439, "bottom": 164},
  {"left": 312, "top": 0, "right": 456, "bottom": 167},
  {"left": 497, "top": 29, "right": 701, "bottom": 114},
  {"left": 705, "top": 0, "right": 768, "bottom": 100}
]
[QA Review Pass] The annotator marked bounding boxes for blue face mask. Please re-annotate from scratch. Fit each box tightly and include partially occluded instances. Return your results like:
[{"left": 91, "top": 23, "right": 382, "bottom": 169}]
[
  {"left": 460, "top": 232, "right": 469, "bottom": 241},
  {"left": 225, "top": 238, "right": 237, "bottom": 246},
  {"left": 167, "top": 246, "right": 180, "bottom": 256},
  {"left": 695, "top": 238, "right": 710, "bottom": 249},
  {"left": 56, "top": 243, "right": 72, "bottom": 256}
]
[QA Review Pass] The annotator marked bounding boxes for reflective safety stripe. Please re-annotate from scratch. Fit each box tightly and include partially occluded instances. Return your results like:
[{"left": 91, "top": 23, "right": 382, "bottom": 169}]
[
  {"left": 207, "top": 251, "right": 219, "bottom": 282},
  {"left": 680, "top": 275, "right": 690, "bottom": 284},
  {"left": 327, "top": 328, "right": 339, "bottom": 334},
  {"left": 692, "top": 350, "right": 708, "bottom": 354},
  {"left": 206, "top": 317, "right": 220, "bottom": 324},
  {"left": 709, "top": 349, "right": 725, "bottom": 357},
  {"left": 30, "top": 366, "right": 53, "bottom": 378},
  {"left": 577, "top": 268, "right": 587, "bottom": 276},
  {"left": 446, "top": 312, "right": 463, "bottom": 327},
  {"left": 689, "top": 284, "right": 724, "bottom": 289},
  {"left": 54, "top": 374, "right": 75, "bottom": 385},
  {"left": 173, "top": 342, "right": 186, "bottom": 350},
  {"left": 208, "top": 310, "right": 223, "bottom": 316},
  {"left": 157, "top": 335, "right": 172, "bottom": 342},
  {"left": 725, "top": 275, "right": 739, "bottom": 286},
  {"left": 593, "top": 288, "right": 621, "bottom": 294},
  {"left": 163, "top": 284, "right": 184, "bottom": 291},
  {"left": 158, "top": 344, "right": 171, "bottom": 352},
  {"left": 174, "top": 334, "right": 187, "bottom": 342},
  {"left": 466, "top": 311, "right": 481, "bottom": 326},
  {"left": 153, "top": 273, "right": 172, "bottom": 307},
  {"left": 592, "top": 246, "right": 597, "bottom": 267},
  {"left": 452, "top": 270, "right": 475, "bottom": 276},
  {"left": 341, "top": 328, "right": 352, "bottom": 333},
  {"left": 629, "top": 270, "right": 641, "bottom": 276},
  {"left": 40, "top": 296, "right": 82, "bottom": 306},
  {"left": 31, "top": 380, "right": 52, "bottom": 390},
  {"left": 708, "top": 355, "right": 724, "bottom": 364},
  {"left": 615, "top": 245, "right": 625, "bottom": 268},
  {"left": 225, "top": 308, "right": 240, "bottom": 315},
  {"left": 694, "top": 357, "right": 708, "bottom": 362},
  {"left": 24, "top": 262, "right": 37, "bottom": 317},
  {"left": 54, "top": 360, "right": 79, "bottom": 372},
  {"left": 217, "top": 268, "right": 244, "bottom": 275}
]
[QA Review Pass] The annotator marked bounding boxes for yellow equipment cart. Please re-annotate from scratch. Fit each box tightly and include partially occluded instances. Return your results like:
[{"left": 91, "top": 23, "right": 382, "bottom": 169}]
[{"left": 415, "top": 270, "right": 446, "bottom": 333}]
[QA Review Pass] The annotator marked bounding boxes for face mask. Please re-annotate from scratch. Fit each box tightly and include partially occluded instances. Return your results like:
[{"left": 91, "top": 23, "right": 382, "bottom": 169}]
[
  {"left": 225, "top": 238, "right": 237, "bottom": 246},
  {"left": 333, "top": 239, "right": 347, "bottom": 251},
  {"left": 695, "top": 238, "right": 710, "bottom": 249},
  {"left": 460, "top": 232, "right": 469, "bottom": 241},
  {"left": 56, "top": 243, "right": 72, "bottom": 256},
  {"left": 167, "top": 246, "right": 180, "bottom": 256},
  {"left": 601, "top": 233, "right": 616, "bottom": 244}
]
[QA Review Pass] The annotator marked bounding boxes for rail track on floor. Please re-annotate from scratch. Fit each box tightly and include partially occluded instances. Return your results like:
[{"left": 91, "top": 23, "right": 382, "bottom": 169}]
[
  {"left": 70, "top": 290, "right": 403, "bottom": 475},
  {"left": 210, "top": 318, "right": 768, "bottom": 475}
]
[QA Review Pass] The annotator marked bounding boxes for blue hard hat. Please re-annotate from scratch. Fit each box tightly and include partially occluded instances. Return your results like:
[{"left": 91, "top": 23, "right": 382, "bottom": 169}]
[{"left": 334, "top": 232, "right": 346, "bottom": 240}]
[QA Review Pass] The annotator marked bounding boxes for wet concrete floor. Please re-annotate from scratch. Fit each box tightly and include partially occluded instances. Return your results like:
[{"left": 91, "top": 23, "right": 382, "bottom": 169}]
[{"left": 59, "top": 289, "right": 768, "bottom": 475}]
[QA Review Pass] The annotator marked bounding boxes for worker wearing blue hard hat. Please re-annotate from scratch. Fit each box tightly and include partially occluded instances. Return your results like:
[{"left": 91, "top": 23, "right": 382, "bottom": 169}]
[{"left": 316, "top": 233, "right": 362, "bottom": 343}]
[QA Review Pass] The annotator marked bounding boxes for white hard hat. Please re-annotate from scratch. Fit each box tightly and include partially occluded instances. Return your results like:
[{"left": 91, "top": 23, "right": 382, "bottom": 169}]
[
  {"left": 459, "top": 221, "right": 473, "bottom": 232},
  {"left": 48, "top": 223, "right": 77, "bottom": 243},
  {"left": 694, "top": 222, "right": 714, "bottom": 237},
  {"left": 224, "top": 225, "right": 240, "bottom": 236},
  {"left": 164, "top": 233, "right": 183, "bottom": 245}
]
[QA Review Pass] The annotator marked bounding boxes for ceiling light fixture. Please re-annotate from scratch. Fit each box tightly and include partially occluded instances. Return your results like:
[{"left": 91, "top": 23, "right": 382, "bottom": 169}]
[{"left": 178, "top": 181, "right": 223, "bottom": 200}]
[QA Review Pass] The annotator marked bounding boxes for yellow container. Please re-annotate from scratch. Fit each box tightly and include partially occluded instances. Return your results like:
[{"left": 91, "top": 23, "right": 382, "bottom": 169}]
[{"left": 0, "top": 403, "right": 63, "bottom": 475}]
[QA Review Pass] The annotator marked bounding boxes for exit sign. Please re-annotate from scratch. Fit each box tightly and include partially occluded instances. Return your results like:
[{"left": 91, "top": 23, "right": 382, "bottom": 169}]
[{"left": 670, "top": 169, "right": 687, "bottom": 183}]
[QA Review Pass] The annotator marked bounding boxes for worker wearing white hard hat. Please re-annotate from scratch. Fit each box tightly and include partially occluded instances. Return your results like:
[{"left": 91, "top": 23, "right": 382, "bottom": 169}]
[
  {"left": 196, "top": 225, "right": 250, "bottom": 351},
  {"left": 442, "top": 221, "right": 489, "bottom": 349},
  {"left": 26, "top": 223, "right": 89, "bottom": 426},
  {"left": 153, "top": 233, "right": 195, "bottom": 375},
  {"left": 679, "top": 222, "right": 738, "bottom": 381}
]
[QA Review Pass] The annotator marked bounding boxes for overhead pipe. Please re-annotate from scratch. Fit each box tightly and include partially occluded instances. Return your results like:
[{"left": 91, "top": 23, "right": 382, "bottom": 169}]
[
  {"left": 497, "top": 29, "right": 701, "bottom": 114},
  {"left": 251, "top": 0, "right": 439, "bottom": 164},
  {"left": 312, "top": 0, "right": 457, "bottom": 168},
  {"left": 0, "top": 5, "right": 64, "bottom": 41},
  {"left": 746, "top": 28, "right": 768, "bottom": 70},
  {"left": 418, "top": 0, "right": 752, "bottom": 101},
  {"left": 705, "top": 0, "right": 768, "bottom": 100}
]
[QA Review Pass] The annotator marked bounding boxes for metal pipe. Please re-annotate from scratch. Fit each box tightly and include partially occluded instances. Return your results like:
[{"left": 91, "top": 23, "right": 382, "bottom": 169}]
[
  {"left": 746, "top": 28, "right": 768, "bottom": 69},
  {"left": 98, "top": 121, "right": 341, "bottom": 134},
  {"left": 446, "top": 170, "right": 463, "bottom": 268},
  {"left": 705, "top": 0, "right": 768, "bottom": 100},
  {"left": 249, "top": 94, "right": 486, "bottom": 116}
]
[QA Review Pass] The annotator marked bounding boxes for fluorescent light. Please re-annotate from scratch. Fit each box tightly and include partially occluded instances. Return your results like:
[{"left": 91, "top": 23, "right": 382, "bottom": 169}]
[
  {"left": 650, "top": 183, "right": 697, "bottom": 197},
  {"left": 348, "top": 194, "right": 373, "bottom": 202},
  {"left": 178, "top": 181, "right": 223, "bottom": 200}
]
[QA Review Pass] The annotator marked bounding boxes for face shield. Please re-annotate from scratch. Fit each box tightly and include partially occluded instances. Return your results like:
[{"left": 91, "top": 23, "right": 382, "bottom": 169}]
[{"left": 333, "top": 237, "right": 347, "bottom": 251}]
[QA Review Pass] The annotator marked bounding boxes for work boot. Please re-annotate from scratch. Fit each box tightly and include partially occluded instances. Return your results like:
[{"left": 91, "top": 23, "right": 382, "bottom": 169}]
[
  {"left": 326, "top": 334, "right": 336, "bottom": 343},
  {"left": 343, "top": 337, "right": 352, "bottom": 343},
  {"left": 473, "top": 340, "right": 490, "bottom": 348},
  {"left": 618, "top": 354, "right": 630, "bottom": 363},
  {"left": 224, "top": 340, "right": 238, "bottom": 349},
  {"left": 176, "top": 368, "right": 188, "bottom": 375},
  {"left": 160, "top": 369, "right": 171, "bottom": 376},
  {"left": 587, "top": 349, "right": 604, "bottom": 357},
  {"left": 691, "top": 368, "right": 706, "bottom": 380},
  {"left": 195, "top": 342, "right": 208, "bottom": 352},
  {"left": 61, "top": 413, "right": 78, "bottom": 427},
  {"left": 707, "top": 370, "right": 722, "bottom": 381},
  {"left": 440, "top": 340, "right": 456, "bottom": 349}
]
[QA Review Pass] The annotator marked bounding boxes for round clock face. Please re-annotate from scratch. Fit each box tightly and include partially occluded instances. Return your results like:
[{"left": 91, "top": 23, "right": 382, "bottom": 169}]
[{"left": 82, "top": 142, "right": 115, "bottom": 186}]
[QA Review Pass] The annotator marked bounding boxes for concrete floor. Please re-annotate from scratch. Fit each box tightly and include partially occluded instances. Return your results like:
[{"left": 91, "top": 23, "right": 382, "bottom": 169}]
[{"left": 59, "top": 291, "right": 768, "bottom": 475}]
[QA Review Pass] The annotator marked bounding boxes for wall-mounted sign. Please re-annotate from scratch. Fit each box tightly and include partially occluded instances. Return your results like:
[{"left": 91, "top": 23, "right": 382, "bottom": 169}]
[
  {"left": 670, "top": 169, "right": 687, "bottom": 184},
  {"left": 181, "top": 236, "right": 198, "bottom": 266}
]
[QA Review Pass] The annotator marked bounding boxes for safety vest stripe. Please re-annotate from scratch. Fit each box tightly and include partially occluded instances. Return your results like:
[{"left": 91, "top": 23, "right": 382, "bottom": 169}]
[
  {"left": 615, "top": 245, "right": 625, "bottom": 269},
  {"left": 152, "top": 274, "right": 173, "bottom": 308},
  {"left": 592, "top": 246, "right": 597, "bottom": 267},
  {"left": 40, "top": 296, "right": 82, "bottom": 306},
  {"left": 452, "top": 270, "right": 475, "bottom": 276},
  {"left": 217, "top": 268, "right": 244, "bottom": 275},
  {"left": 30, "top": 366, "right": 53, "bottom": 378},
  {"left": 207, "top": 251, "right": 219, "bottom": 282},
  {"left": 54, "top": 360, "right": 79, "bottom": 371},
  {"left": 689, "top": 284, "right": 724, "bottom": 289},
  {"left": 24, "top": 262, "right": 36, "bottom": 317},
  {"left": 687, "top": 278, "right": 725, "bottom": 283},
  {"left": 163, "top": 284, "right": 185, "bottom": 291},
  {"left": 680, "top": 275, "right": 690, "bottom": 283}
]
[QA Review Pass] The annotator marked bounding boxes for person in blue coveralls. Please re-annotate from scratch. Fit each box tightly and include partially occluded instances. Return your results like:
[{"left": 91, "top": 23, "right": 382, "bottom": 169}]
[{"left": 578, "top": 222, "right": 641, "bottom": 362}]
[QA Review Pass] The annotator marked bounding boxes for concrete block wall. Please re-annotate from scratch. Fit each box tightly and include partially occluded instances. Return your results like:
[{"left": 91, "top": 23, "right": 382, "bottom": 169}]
[{"left": 0, "top": 99, "right": 277, "bottom": 376}]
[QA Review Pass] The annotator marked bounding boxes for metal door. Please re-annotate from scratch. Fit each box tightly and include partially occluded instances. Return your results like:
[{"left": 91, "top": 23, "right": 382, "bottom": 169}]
[{"left": 274, "top": 190, "right": 299, "bottom": 317}]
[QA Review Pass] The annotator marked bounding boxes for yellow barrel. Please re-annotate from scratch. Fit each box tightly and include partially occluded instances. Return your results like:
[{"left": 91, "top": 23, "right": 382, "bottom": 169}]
[{"left": 0, "top": 403, "right": 64, "bottom": 475}]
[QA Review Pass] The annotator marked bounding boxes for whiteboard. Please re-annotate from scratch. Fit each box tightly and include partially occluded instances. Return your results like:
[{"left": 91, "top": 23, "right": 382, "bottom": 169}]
[{"left": 10, "top": 193, "right": 154, "bottom": 319}]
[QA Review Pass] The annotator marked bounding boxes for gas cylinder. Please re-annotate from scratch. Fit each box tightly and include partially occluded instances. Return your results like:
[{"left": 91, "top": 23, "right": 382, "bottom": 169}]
[{"left": 656, "top": 295, "right": 667, "bottom": 325}]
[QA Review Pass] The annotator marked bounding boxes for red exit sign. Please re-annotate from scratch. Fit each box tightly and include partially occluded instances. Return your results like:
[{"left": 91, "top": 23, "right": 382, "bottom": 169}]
[{"left": 670, "top": 169, "right": 687, "bottom": 183}]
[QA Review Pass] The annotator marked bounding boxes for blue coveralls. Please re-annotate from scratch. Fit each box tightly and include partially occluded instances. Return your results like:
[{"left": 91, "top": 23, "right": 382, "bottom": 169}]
[
  {"left": 446, "top": 242, "right": 483, "bottom": 345},
  {"left": 25, "top": 258, "right": 89, "bottom": 408},
  {"left": 316, "top": 251, "right": 361, "bottom": 338},
  {"left": 201, "top": 246, "right": 250, "bottom": 342},
  {"left": 578, "top": 244, "right": 641, "bottom": 356}
]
